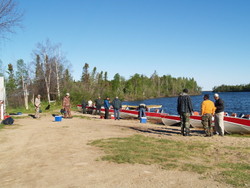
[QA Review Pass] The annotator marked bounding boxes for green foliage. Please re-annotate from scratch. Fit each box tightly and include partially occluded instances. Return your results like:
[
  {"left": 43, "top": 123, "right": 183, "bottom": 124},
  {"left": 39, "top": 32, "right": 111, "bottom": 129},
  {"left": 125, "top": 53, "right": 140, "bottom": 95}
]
[
  {"left": 71, "top": 68, "right": 201, "bottom": 103},
  {"left": 3, "top": 48, "right": 201, "bottom": 108},
  {"left": 16, "top": 59, "right": 29, "bottom": 86},
  {"left": 55, "top": 62, "right": 201, "bottom": 104},
  {"left": 6, "top": 63, "right": 16, "bottom": 94},
  {"left": 213, "top": 83, "right": 250, "bottom": 92}
]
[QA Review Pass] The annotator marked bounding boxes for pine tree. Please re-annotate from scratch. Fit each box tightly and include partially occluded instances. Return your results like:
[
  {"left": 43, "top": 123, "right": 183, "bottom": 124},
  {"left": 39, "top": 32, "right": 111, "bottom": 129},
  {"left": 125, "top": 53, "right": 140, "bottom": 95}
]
[{"left": 16, "top": 59, "right": 29, "bottom": 109}]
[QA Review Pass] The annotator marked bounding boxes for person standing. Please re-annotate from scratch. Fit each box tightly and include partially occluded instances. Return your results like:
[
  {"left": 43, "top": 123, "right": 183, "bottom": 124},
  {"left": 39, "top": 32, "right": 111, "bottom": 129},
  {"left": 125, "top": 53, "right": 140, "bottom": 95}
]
[
  {"left": 104, "top": 97, "right": 110, "bottom": 119},
  {"left": 34, "top": 94, "right": 41, "bottom": 118},
  {"left": 112, "top": 97, "right": 122, "bottom": 120},
  {"left": 138, "top": 103, "right": 147, "bottom": 119},
  {"left": 214, "top": 93, "right": 225, "bottom": 136},
  {"left": 81, "top": 99, "right": 87, "bottom": 114},
  {"left": 177, "top": 89, "right": 193, "bottom": 136},
  {"left": 88, "top": 99, "right": 93, "bottom": 107},
  {"left": 62, "top": 93, "right": 72, "bottom": 118},
  {"left": 94, "top": 96, "right": 102, "bottom": 115},
  {"left": 201, "top": 94, "right": 216, "bottom": 137},
  {"left": 87, "top": 99, "right": 93, "bottom": 114}
]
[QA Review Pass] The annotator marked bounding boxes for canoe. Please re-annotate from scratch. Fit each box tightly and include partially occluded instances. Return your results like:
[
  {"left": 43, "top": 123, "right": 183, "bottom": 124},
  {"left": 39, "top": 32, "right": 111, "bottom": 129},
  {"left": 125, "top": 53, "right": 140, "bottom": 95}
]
[
  {"left": 161, "top": 114, "right": 202, "bottom": 127},
  {"left": 223, "top": 116, "right": 250, "bottom": 134},
  {"left": 161, "top": 114, "right": 250, "bottom": 134},
  {"left": 77, "top": 105, "right": 250, "bottom": 134},
  {"left": 77, "top": 104, "right": 164, "bottom": 119},
  {"left": 122, "top": 105, "right": 163, "bottom": 111}
]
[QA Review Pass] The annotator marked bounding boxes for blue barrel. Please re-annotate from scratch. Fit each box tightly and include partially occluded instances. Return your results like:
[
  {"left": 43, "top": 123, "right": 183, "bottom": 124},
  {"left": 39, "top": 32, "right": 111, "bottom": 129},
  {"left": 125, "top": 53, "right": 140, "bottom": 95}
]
[
  {"left": 140, "top": 117, "right": 147, "bottom": 123},
  {"left": 55, "top": 116, "right": 62, "bottom": 122}
]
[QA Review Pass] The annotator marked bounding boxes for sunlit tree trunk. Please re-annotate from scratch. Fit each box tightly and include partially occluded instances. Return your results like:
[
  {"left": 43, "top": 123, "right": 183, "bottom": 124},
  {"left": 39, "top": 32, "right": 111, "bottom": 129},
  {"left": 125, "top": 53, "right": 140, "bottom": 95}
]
[
  {"left": 55, "top": 60, "right": 60, "bottom": 99},
  {"left": 22, "top": 76, "right": 29, "bottom": 110},
  {"left": 44, "top": 55, "right": 51, "bottom": 103}
]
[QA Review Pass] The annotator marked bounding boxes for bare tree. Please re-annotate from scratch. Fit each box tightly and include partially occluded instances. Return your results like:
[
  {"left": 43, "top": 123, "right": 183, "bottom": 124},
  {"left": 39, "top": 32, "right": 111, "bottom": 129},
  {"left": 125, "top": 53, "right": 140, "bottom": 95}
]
[
  {"left": 0, "top": 0, "right": 23, "bottom": 37},
  {"left": 33, "top": 39, "right": 67, "bottom": 103}
]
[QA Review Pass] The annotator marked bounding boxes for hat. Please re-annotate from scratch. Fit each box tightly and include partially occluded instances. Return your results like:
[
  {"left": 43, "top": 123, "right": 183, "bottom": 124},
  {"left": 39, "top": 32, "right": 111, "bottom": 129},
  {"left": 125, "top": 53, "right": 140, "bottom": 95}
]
[
  {"left": 204, "top": 94, "right": 209, "bottom": 99},
  {"left": 66, "top": 93, "right": 70, "bottom": 96},
  {"left": 214, "top": 93, "right": 219, "bottom": 98}
]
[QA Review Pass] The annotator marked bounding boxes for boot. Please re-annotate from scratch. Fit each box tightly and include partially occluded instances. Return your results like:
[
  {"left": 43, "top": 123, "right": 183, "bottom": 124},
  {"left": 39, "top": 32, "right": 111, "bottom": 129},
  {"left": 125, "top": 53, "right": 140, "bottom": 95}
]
[
  {"left": 185, "top": 128, "right": 191, "bottom": 136},
  {"left": 181, "top": 127, "right": 185, "bottom": 136}
]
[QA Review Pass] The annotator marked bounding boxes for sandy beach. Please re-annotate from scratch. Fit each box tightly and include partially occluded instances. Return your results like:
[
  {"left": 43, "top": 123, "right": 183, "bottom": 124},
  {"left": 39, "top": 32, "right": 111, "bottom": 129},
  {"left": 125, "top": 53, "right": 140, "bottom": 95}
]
[{"left": 0, "top": 111, "right": 249, "bottom": 188}]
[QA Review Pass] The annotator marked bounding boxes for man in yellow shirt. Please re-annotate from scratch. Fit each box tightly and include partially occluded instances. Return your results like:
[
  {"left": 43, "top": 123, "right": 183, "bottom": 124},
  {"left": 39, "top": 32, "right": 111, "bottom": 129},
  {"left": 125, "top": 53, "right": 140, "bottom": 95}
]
[{"left": 201, "top": 94, "right": 216, "bottom": 137}]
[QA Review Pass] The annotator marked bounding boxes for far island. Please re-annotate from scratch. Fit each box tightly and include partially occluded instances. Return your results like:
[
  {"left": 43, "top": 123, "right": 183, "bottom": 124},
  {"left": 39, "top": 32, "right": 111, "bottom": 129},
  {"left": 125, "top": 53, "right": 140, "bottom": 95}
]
[{"left": 213, "top": 83, "right": 250, "bottom": 92}]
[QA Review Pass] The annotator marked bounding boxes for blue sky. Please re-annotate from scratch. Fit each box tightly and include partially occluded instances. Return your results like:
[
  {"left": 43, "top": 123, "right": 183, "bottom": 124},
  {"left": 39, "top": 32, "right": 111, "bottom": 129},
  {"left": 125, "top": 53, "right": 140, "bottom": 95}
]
[{"left": 0, "top": 0, "right": 249, "bottom": 90}]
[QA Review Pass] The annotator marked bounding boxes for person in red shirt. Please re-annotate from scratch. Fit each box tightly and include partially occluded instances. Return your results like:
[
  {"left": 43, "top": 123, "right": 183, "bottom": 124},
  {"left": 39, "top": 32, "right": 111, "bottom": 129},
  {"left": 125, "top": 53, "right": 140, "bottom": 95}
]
[{"left": 62, "top": 93, "right": 72, "bottom": 118}]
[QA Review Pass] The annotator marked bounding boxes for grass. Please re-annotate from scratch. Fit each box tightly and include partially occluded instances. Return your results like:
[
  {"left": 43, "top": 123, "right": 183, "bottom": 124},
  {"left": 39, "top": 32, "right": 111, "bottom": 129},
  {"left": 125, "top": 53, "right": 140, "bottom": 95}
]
[
  {"left": 0, "top": 122, "right": 17, "bottom": 130},
  {"left": 12, "top": 115, "right": 30, "bottom": 119},
  {"left": 227, "top": 134, "right": 250, "bottom": 138},
  {"left": 6, "top": 101, "right": 78, "bottom": 115},
  {"left": 0, "top": 123, "right": 6, "bottom": 129},
  {"left": 218, "top": 163, "right": 250, "bottom": 187},
  {"left": 90, "top": 134, "right": 250, "bottom": 187},
  {"left": 6, "top": 105, "right": 35, "bottom": 114},
  {"left": 181, "top": 163, "right": 211, "bottom": 174},
  {"left": 90, "top": 135, "right": 210, "bottom": 168}
]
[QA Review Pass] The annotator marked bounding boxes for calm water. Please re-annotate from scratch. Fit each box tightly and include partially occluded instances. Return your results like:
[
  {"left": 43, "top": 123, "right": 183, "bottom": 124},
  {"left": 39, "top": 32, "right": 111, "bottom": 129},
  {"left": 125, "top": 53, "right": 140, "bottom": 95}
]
[{"left": 123, "top": 92, "right": 250, "bottom": 116}]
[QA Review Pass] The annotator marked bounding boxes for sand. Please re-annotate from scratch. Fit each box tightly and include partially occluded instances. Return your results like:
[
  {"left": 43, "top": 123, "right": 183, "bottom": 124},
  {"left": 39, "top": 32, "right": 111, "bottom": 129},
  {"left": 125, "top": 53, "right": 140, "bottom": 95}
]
[{"left": 1, "top": 111, "right": 247, "bottom": 188}]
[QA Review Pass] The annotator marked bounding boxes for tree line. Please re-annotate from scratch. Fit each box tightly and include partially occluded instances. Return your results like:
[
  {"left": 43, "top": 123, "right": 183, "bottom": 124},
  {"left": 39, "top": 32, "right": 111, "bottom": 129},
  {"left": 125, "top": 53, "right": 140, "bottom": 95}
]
[
  {"left": 213, "top": 83, "right": 250, "bottom": 92},
  {"left": 1, "top": 40, "right": 201, "bottom": 109}
]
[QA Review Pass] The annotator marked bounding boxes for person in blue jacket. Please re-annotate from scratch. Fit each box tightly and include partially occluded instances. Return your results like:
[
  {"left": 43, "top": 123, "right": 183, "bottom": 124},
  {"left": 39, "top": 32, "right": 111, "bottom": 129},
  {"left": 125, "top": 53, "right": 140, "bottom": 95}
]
[{"left": 104, "top": 97, "right": 110, "bottom": 119}]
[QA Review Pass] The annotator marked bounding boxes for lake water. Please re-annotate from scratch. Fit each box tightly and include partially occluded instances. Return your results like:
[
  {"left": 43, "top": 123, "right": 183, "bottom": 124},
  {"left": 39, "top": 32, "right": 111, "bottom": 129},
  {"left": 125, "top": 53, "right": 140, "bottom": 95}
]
[{"left": 123, "top": 92, "right": 250, "bottom": 116}]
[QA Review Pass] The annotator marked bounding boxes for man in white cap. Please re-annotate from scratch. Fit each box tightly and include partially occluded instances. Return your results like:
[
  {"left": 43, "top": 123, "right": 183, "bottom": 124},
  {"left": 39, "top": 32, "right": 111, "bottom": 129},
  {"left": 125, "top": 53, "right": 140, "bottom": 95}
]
[
  {"left": 214, "top": 93, "right": 225, "bottom": 136},
  {"left": 62, "top": 93, "right": 72, "bottom": 118}
]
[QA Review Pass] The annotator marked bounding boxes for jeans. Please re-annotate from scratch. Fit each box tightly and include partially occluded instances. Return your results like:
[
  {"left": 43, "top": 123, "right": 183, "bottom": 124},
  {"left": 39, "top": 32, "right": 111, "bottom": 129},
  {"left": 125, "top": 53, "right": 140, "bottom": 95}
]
[
  {"left": 114, "top": 109, "right": 120, "bottom": 120},
  {"left": 139, "top": 108, "right": 146, "bottom": 118}
]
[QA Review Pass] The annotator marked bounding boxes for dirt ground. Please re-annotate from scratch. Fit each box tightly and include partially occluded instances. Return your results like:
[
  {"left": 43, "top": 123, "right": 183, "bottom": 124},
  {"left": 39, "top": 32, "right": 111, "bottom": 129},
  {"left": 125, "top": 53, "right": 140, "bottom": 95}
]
[{"left": 1, "top": 111, "right": 248, "bottom": 188}]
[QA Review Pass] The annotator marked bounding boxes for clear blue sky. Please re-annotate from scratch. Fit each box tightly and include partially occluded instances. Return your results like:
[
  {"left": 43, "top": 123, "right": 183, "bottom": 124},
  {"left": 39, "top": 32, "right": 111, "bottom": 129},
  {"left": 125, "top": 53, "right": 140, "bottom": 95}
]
[{"left": 0, "top": 0, "right": 249, "bottom": 90}]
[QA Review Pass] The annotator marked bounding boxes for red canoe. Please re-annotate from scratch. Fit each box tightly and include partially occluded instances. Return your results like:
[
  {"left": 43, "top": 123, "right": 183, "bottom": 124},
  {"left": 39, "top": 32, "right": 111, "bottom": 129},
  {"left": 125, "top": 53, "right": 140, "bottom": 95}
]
[{"left": 77, "top": 105, "right": 250, "bottom": 134}]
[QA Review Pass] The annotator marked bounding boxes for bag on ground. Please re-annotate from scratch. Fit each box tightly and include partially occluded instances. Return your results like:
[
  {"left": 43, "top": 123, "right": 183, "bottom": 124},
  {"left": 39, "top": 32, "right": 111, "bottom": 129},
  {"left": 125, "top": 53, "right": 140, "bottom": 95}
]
[{"left": 2, "top": 117, "right": 14, "bottom": 125}]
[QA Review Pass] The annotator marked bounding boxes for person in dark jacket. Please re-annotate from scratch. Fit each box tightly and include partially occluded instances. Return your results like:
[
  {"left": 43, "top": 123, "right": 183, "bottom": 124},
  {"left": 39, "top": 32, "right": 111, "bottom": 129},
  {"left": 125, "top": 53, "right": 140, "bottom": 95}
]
[
  {"left": 103, "top": 97, "right": 110, "bottom": 119},
  {"left": 81, "top": 99, "right": 87, "bottom": 114},
  {"left": 177, "top": 89, "right": 193, "bottom": 136},
  {"left": 112, "top": 97, "right": 122, "bottom": 120},
  {"left": 94, "top": 96, "right": 102, "bottom": 115},
  {"left": 214, "top": 93, "right": 225, "bottom": 136}
]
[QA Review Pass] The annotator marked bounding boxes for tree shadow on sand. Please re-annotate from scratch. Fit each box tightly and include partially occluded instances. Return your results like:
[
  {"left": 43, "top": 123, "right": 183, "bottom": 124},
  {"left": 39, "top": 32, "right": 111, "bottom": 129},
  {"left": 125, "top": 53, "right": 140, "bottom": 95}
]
[{"left": 124, "top": 125, "right": 205, "bottom": 137}]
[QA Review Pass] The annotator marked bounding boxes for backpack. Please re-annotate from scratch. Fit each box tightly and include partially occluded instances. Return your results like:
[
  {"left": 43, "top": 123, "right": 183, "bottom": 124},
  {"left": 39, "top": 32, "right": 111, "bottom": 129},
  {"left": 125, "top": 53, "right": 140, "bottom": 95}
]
[{"left": 2, "top": 117, "right": 14, "bottom": 125}]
